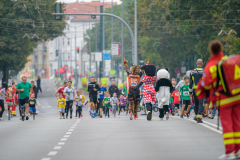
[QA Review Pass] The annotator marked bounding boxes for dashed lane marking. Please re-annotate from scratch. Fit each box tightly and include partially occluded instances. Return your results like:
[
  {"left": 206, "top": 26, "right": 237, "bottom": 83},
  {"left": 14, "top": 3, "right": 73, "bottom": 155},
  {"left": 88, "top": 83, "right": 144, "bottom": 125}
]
[
  {"left": 68, "top": 129, "right": 74, "bottom": 131},
  {"left": 63, "top": 135, "right": 70, "bottom": 138},
  {"left": 60, "top": 138, "right": 67, "bottom": 141},
  {"left": 58, "top": 142, "right": 65, "bottom": 145},
  {"left": 41, "top": 158, "right": 51, "bottom": 160},
  {"left": 66, "top": 132, "right": 72, "bottom": 135},
  {"left": 47, "top": 151, "right": 58, "bottom": 156},
  {"left": 53, "top": 146, "right": 62, "bottom": 150}
]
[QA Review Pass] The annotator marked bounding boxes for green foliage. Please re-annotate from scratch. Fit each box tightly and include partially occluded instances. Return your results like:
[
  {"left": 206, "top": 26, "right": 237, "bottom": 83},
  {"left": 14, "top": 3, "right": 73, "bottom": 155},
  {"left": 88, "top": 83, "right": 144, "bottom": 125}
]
[
  {"left": 85, "top": 0, "right": 240, "bottom": 78},
  {"left": 0, "top": 0, "right": 66, "bottom": 82}
]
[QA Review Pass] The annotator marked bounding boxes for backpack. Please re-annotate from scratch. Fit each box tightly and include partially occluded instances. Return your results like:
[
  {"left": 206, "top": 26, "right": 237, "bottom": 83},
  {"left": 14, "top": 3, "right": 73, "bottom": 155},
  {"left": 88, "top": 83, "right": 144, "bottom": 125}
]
[{"left": 216, "top": 55, "right": 240, "bottom": 96}]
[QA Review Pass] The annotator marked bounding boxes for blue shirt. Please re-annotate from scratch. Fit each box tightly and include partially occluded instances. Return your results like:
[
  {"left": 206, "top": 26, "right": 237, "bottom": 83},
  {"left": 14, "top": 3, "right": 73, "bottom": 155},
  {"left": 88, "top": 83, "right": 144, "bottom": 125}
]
[{"left": 99, "top": 86, "right": 107, "bottom": 99}]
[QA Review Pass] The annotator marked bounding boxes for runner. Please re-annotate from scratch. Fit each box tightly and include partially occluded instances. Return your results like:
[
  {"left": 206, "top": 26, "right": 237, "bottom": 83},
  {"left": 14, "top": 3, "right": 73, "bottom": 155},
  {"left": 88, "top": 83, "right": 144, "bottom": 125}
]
[
  {"left": 16, "top": 76, "right": 32, "bottom": 121},
  {"left": 0, "top": 82, "right": 8, "bottom": 121},
  {"left": 189, "top": 59, "right": 204, "bottom": 123},
  {"left": 74, "top": 90, "right": 82, "bottom": 118},
  {"left": 87, "top": 77, "right": 100, "bottom": 118},
  {"left": 103, "top": 91, "right": 111, "bottom": 118},
  {"left": 179, "top": 76, "right": 191, "bottom": 118},
  {"left": 6, "top": 93, "right": 15, "bottom": 121},
  {"left": 97, "top": 82, "right": 106, "bottom": 118},
  {"left": 57, "top": 93, "right": 66, "bottom": 119},
  {"left": 29, "top": 93, "right": 37, "bottom": 120},
  {"left": 111, "top": 93, "right": 118, "bottom": 117},
  {"left": 63, "top": 81, "right": 75, "bottom": 119},
  {"left": 31, "top": 81, "right": 38, "bottom": 99},
  {"left": 118, "top": 94, "right": 126, "bottom": 115},
  {"left": 6, "top": 82, "right": 17, "bottom": 116},
  {"left": 55, "top": 82, "right": 67, "bottom": 117}
]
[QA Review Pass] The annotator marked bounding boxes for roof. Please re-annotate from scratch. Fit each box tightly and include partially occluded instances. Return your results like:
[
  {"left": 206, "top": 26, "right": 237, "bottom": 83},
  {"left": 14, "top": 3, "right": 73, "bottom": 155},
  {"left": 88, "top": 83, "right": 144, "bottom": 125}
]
[{"left": 64, "top": 1, "right": 117, "bottom": 22}]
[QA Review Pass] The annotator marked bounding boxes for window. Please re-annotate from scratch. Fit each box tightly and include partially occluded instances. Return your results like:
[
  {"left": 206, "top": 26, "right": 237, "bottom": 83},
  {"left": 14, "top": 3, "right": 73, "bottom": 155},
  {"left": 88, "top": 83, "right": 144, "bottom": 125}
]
[
  {"left": 68, "top": 38, "right": 70, "bottom": 45},
  {"left": 68, "top": 53, "right": 70, "bottom": 60}
]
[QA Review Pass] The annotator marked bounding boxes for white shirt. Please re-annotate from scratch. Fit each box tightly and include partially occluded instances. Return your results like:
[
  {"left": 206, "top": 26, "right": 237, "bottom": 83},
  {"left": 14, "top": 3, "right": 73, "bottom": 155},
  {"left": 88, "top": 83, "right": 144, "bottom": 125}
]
[
  {"left": 64, "top": 87, "right": 75, "bottom": 101},
  {"left": 75, "top": 95, "right": 82, "bottom": 106}
]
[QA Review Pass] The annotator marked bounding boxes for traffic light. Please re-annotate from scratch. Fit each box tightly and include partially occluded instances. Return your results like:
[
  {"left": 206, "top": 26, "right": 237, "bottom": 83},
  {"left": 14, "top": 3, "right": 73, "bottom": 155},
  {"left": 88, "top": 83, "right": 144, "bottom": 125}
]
[
  {"left": 55, "top": 3, "right": 62, "bottom": 20},
  {"left": 77, "top": 47, "right": 79, "bottom": 53}
]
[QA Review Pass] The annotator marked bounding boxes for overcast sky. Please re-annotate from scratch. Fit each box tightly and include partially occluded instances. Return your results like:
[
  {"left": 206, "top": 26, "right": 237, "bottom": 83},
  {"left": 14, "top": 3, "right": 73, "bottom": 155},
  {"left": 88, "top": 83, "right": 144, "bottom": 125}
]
[{"left": 57, "top": 0, "right": 121, "bottom": 4}]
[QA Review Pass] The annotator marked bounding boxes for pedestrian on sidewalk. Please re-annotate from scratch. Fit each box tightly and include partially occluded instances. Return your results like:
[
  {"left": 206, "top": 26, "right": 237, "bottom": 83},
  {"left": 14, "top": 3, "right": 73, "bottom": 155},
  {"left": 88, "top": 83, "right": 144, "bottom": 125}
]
[{"left": 36, "top": 76, "right": 42, "bottom": 93}]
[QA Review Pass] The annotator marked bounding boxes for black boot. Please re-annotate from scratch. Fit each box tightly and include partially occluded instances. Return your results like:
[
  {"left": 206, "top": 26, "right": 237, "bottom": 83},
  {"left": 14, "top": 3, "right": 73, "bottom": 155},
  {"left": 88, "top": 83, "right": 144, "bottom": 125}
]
[
  {"left": 146, "top": 103, "right": 152, "bottom": 121},
  {"left": 75, "top": 109, "right": 78, "bottom": 117},
  {"left": 197, "top": 118, "right": 203, "bottom": 123},
  {"left": 70, "top": 109, "right": 73, "bottom": 119}
]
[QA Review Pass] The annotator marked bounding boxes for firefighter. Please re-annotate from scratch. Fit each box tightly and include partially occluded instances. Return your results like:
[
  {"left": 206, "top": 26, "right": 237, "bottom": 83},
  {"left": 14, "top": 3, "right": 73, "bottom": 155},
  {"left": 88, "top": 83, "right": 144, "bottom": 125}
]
[
  {"left": 196, "top": 40, "right": 240, "bottom": 159},
  {"left": 189, "top": 59, "right": 204, "bottom": 123}
]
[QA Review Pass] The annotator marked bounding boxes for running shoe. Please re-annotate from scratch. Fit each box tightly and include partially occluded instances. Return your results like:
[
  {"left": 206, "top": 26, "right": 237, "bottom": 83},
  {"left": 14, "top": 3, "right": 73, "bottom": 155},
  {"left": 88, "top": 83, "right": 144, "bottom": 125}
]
[
  {"left": 8, "top": 117, "right": 10, "bottom": 121},
  {"left": 11, "top": 114, "right": 13, "bottom": 118},
  {"left": 197, "top": 118, "right": 203, "bottom": 123},
  {"left": 130, "top": 112, "right": 133, "bottom": 120},
  {"left": 66, "top": 116, "right": 68, "bottom": 119},
  {"left": 26, "top": 116, "right": 29, "bottom": 120},
  {"left": 118, "top": 113, "right": 120, "bottom": 115},
  {"left": 166, "top": 112, "right": 169, "bottom": 120},
  {"left": 22, "top": 116, "right": 24, "bottom": 121},
  {"left": 180, "top": 115, "right": 183, "bottom": 118},
  {"left": 134, "top": 115, "right": 138, "bottom": 119},
  {"left": 100, "top": 115, "right": 102, "bottom": 118},
  {"left": 235, "top": 150, "right": 240, "bottom": 159},
  {"left": 81, "top": 114, "right": 83, "bottom": 117},
  {"left": 218, "top": 152, "right": 235, "bottom": 159},
  {"left": 187, "top": 114, "right": 190, "bottom": 118},
  {"left": 70, "top": 116, "right": 72, "bottom": 119},
  {"left": 147, "top": 111, "right": 151, "bottom": 121},
  {"left": 209, "top": 115, "right": 215, "bottom": 119},
  {"left": 193, "top": 117, "right": 197, "bottom": 121},
  {"left": 60, "top": 116, "right": 62, "bottom": 119},
  {"left": 160, "top": 118, "right": 163, "bottom": 121},
  {"left": 33, "top": 116, "right": 35, "bottom": 120},
  {"left": 78, "top": 116, "right": 80, "bottom": 119},
  {"left": 63, "top": 116, "right": 65, "bottom": 119}
]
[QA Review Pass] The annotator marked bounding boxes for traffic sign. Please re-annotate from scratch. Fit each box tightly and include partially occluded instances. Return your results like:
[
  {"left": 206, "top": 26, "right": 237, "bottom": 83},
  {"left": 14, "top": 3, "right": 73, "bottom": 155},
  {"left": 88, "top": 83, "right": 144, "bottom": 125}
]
[
  {"left": 103, "top": 50, "right": 110, "bottom": 60},
  {"left": 181, "top": 61, "right": 186, "bottom": 67},
  {"left": 39, "top": 69, "right": 42, "bottom": 73},
  {"left": 175, "top": 67, "right": 181, "bottom": 73}
]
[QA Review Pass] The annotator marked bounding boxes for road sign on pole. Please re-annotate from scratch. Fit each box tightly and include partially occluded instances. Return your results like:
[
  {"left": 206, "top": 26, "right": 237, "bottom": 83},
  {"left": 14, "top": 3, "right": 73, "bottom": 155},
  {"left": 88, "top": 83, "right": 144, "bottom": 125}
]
[
  {"left": 103, "top": 50, "right": 110, "bottom": 60},
  {"left": 111, "top": 44, "right": 120, "bottom": 56},
  {"left": 175, "top": 67, "right": 181, "bottom": 73}
]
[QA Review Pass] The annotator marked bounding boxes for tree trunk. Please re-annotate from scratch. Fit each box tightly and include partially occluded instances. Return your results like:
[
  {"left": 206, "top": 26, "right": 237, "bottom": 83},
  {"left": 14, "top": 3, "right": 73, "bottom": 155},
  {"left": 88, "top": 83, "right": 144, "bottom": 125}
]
[{"left": 2, "top": 63, "right": 9, "bottom": 83}]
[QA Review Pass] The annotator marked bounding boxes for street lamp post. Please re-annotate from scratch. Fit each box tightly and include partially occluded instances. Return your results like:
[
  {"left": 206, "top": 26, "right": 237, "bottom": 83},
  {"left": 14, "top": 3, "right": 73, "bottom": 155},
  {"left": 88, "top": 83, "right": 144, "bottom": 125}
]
[
  {"left": 121, "top": 0, "right": 124, "bottom": 83},
  {"left": 134, "top": 0, "right": 138, "bottom": 65}
]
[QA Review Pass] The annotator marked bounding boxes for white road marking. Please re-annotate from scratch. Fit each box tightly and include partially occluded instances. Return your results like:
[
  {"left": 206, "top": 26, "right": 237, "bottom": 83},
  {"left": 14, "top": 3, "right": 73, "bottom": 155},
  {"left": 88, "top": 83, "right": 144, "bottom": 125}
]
[
  {"left": 63, "top": 135, "right": 70, "bottom": 138},
  {"left": 53, "top": 146, "right": 62, "bottom": 150},
  {"left": 72, "top": 125, "right": 77, "bottom": 127},
  {"left": 41, "top": 158, "right": 51, "bottom": 160},
  {"left": 66, "top": 132, "right": 72, "bottom": 135},
  {"left": 202, "top": 120, "right": 223, "bottom": 130},
  {"left": 58, "top": 142, "right": 65, "bottom": 145},
  {"left": 172, "top": 116, "right": 222, "bottom": 134},
  {"left": 68, "top": 129, "right": 74, "bottom": 131},
  {"left": 48, "top": 151, "right": 58, "bottom": 156},
  {"left": 70, "top": 127, "right": 75, "bottom": 129},
  {"left": 199, "top": 123, "right": 222, "bottom": 134},
  {"left": 60, "top": 138, "right": 67, "bottom": 141}
]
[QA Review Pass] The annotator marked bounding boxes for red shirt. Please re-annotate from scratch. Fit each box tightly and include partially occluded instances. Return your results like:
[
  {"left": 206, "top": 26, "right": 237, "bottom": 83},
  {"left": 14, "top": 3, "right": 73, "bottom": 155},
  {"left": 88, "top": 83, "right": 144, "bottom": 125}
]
[
  {"left": 172, "top": 90, "right": 180, "bottom": 104},
  {"left": 56, "top": 87, "right": 65, "bottom": 98},
  {"left": 6, "top": 98, "right": 15, "bottom": 108},
  {"left": 7, "top": 87, "right": 16, "bottom": 97}
]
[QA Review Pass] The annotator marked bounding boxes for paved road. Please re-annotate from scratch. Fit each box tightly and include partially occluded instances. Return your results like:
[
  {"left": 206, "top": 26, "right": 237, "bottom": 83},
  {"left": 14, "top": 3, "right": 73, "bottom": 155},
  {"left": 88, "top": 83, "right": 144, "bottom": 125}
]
[{"left": 0, "top": 79, "right": 224, "bottom": 160}]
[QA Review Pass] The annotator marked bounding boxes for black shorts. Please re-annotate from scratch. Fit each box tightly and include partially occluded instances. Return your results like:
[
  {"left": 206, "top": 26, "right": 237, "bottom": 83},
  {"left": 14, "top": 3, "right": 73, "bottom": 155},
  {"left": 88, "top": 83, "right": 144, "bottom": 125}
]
[
  {"left": 76, "top": 105, "right": 82, "bottom": 111},
  {"left": 128, "top": 94, "right": 140, "bottom": 101},
  {"left": 174, "top": 104, "right": 180, "bottom": 109},
  {"left": 89, "top": 96, "right": 97, "bottom": 104},
  {"left": 19, "top": 97, "right": 29, "bottom": 106},
  {"left": 97, "top": 99, "right": 104, "bottom": 108},
  {"left": 66, "top": 100, "right": 73, "bottom": 109},
  {"left": 182, "top": 100, "right": 191, "bottom": 106}
]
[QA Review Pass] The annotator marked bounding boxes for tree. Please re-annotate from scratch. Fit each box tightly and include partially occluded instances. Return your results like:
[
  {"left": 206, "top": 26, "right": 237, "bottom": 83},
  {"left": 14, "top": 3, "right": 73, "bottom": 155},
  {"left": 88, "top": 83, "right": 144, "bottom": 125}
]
[{"left": 0, "top": 0, "right": 66, "bottom": 82}]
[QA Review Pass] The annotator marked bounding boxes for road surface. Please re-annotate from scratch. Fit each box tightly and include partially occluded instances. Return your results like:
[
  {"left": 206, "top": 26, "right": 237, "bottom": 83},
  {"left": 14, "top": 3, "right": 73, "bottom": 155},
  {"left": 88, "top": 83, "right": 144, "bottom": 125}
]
[{"left": 0, "top": 79, "right": 224, "bottom": 160}]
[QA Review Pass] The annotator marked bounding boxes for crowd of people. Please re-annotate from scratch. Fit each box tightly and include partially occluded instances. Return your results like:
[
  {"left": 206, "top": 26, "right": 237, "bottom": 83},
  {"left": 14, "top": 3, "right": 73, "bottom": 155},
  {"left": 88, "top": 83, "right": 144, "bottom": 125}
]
[{"left": 0, "top": 76, "right": 42, "bottom": 121}]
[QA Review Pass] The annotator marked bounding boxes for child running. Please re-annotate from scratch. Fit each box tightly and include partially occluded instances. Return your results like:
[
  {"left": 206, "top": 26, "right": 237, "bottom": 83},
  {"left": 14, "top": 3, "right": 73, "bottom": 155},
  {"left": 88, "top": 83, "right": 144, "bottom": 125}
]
[
  {"left": 118, "top": 94, "right": 126, "bottom": 115},
  {"left": 75, "top": 90, "right": 82, "bottom": 118},
  {"left": 6, "top": 93, "right": 15, "bottom": 121},
  {"left": 104, "top": 92, "right": 111, "bottom": 118},
  {"left": 179, "top": 76, "right": 191, "bottom": 118},
  {"left": 29, "top": 93, "right": 37, "bottom": 120},
  {"left": 111, "top": 93, "right": 118, "bottom": 117},
  {"left": 58, "top": 93, "right": 66, "bottom": 119},
  {"left": 172, "top": 89, "right": 180, "bottom": 116}
]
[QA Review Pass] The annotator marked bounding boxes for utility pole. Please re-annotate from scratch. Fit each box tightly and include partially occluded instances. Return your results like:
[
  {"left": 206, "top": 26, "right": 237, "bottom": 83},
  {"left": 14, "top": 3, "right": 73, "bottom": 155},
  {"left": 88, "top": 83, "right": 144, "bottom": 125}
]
[
  {"left": 111, "top": 0, "right": 113, "bottom": 70},
  {"left": 134, "top": 0, "right": 138, "bottom": 65},
  {"left": 103, "top": 0, "right": 105, "bottom": 77},
  {"left": 121, "top": 0, "right": 124, "bottom": 83},
  {"left": 95, "top": 24, "right": 98, "bottom": 79},
  {"left": 58, "top": 37, "right": 60, "bottom": 78},
  {"left": 83, "top": 21, "right": 85, "bottom": 77},
  {"left": 75, "top": 26, "right": 78, "bottom": 88},
  {"left": 42, "top": 40, "right": 45, "bottom": 77},
  {"left": 89, "top": 13, "right": 91, "bottom": 72}
]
